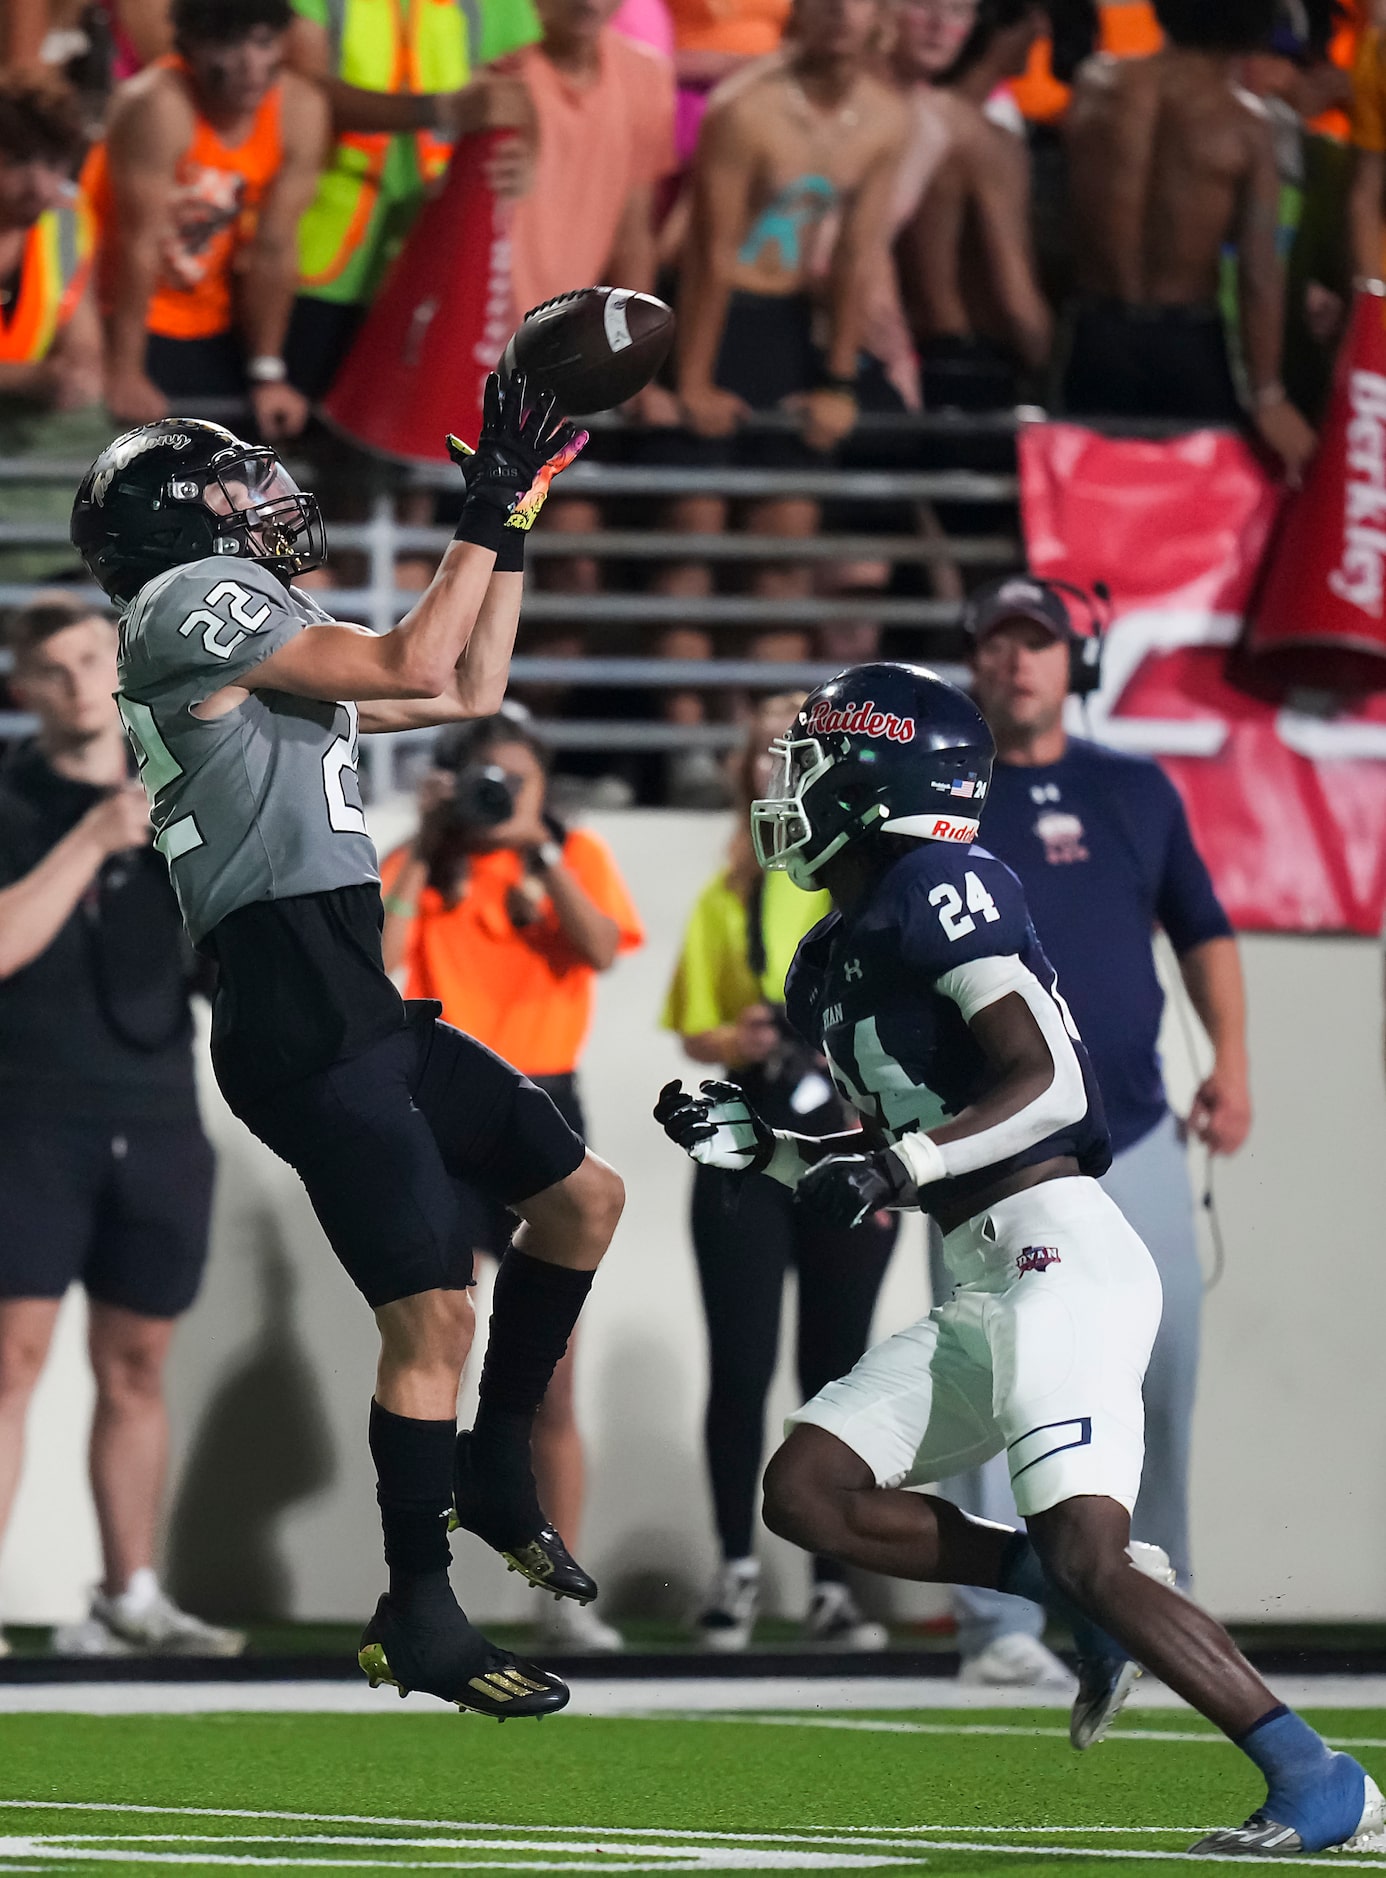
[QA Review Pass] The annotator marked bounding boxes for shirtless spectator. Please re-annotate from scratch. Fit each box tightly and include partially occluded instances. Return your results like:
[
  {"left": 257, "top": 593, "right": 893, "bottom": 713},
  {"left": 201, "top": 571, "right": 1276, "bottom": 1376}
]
[
  {"left": 84, "top": 0, "right": 328, "bottom": 437},
  {"left": 1062, "top": 0, "right": 1317, "bottom": 480},
  {"left": 898, "top": 0, "right": 1052, "bottom": 409}
]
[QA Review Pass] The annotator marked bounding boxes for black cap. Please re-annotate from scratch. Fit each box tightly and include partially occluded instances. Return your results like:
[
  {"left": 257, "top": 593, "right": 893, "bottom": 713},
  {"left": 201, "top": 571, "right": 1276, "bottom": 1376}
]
[{"left": 965, "top": 575, "right": 1075, "bottom": 645}]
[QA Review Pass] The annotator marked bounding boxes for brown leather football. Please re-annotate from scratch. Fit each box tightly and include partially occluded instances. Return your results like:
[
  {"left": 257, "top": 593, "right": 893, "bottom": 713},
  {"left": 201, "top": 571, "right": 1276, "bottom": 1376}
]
[{"left": 499, "top": 287, "right": 674, "bottom": 417}]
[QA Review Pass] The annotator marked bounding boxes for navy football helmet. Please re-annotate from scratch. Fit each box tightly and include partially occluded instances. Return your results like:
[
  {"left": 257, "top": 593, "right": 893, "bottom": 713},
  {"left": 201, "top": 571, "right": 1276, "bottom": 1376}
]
[
  {"left": 71, "top": 418, "right": 325, "bottom": 604},
  {"left": 750, "top": 662, "right": 994, "bottom": 889}
]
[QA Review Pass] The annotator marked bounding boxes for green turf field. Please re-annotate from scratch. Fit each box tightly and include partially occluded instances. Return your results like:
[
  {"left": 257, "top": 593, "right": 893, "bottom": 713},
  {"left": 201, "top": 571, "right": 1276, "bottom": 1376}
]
[{"left": 1, "top": 1707, "right": 1385, "bottom": 1874}]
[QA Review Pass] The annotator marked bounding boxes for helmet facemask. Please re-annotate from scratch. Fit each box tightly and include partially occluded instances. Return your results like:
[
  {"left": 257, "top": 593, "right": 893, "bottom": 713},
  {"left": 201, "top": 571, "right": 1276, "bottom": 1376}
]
[
  {"left": 170, "top": 448, "right": 325, "bottom": 581},
  {"left": 751, "top": 734, "right": 882, "bottom": 889}
]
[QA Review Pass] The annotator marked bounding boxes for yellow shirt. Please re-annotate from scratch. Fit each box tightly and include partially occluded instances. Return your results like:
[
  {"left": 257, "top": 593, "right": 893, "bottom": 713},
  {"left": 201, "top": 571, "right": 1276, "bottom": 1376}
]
[{"left": 661, "top": 867, "right": 830, "bottom": 1035}]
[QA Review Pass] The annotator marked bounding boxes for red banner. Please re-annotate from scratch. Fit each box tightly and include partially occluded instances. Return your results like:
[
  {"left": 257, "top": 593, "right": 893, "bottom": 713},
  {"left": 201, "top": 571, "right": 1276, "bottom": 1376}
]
[
  {"left": 322, "top": 132, "right": 510, "bottom": 465},
  {"left": 1019, "top": 423, "right": 1386, "bottom": 934}
]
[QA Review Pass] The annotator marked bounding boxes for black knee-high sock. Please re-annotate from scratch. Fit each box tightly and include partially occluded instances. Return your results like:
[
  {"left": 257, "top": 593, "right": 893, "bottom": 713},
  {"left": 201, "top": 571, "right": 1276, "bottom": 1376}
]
[
  {"left": 369, "top": 1400, "right": 457, "bottom": 1605},
  {"left": 472, "top": 1251, "right": 594, "bottom": 1465}
]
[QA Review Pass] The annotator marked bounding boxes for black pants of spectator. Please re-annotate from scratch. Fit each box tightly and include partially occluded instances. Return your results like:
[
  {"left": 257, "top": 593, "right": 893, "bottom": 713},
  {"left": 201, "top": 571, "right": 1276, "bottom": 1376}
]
[
  {"left": 1059, "top": 299, "right": 1242, "bottom": 423},
  {"left": 146, "top": 331, "right": 246, "bottom": 401},
  {"left": 691, "top": 1163, "right": 897, "bottom": 1583}
]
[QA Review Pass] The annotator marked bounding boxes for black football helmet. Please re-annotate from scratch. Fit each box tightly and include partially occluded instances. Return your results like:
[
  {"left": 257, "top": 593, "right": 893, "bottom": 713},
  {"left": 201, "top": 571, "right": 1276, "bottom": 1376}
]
[
  {"left": 750, "top": 662, "right": 994, "bottom": 888},
  {"left": 71, "top": 418, "right": 325, "bottom": 604}
]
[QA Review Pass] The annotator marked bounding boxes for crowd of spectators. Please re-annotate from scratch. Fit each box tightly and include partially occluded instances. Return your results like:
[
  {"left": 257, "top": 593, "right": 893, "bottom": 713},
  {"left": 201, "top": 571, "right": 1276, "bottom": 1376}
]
[{"left": 0, "top": 0, "right": 1381, "bottom": 802}]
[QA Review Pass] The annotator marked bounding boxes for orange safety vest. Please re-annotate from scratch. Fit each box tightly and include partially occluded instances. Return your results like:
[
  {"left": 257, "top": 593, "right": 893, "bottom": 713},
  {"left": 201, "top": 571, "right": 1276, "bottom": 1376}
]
[
  {"left": 0, "top": 199, "right": 92, "bottom": 363},
  {"left": 84, "top": 56, "right": 284, "bottom": 340}
]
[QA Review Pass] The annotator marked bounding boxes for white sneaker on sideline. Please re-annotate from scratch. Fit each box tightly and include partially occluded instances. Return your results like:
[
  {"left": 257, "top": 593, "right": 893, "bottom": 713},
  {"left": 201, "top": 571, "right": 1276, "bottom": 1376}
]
[
  {"left": 534, "top": 1599, "right": 624, "bottom": 1655},
  {"left": 803, "top": 1583, "right": 889, "bottom": 1651},
  {"left": 52, "top": 1615, "right": 137, "bottom": 1657},
  {"left": 91, "top": 1575, "right": 246, "bottom": 1658},
  {"left": 0, "top": 1627, "right": 9, "bottom": 1658},
  {"left": 692, "top": 1559, "right": 760, "bottom": 1653},
  {"left": 960, "top": 1631, "right": 1077, "bottom": 1689}
]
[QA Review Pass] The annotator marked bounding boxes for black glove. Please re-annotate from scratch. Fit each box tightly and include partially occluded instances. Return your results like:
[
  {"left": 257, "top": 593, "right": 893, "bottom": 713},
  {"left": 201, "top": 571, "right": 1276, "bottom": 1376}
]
[
  {"left": 654, "top": 1079, "right": 775, "bottom": 1174},
  {"left": 449, "top": 373, "right": 586, "bottom": 556},
  {"left": 796, "top": 1148, "right": 909, "bottom": 1229}
]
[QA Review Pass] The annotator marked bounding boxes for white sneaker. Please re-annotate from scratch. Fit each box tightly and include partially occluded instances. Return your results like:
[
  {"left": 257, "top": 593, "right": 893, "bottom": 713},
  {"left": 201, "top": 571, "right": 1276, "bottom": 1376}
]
[
  {"left": 534, "top": 1599, "right": 624, "bottom": 1655},
  {"left": 693, "top": 1559, "right": 759, "bottom": 1652},
  {"left": 960, "top": 1631, "right": 1077, "bottom": 1689},
  {"left": 0, "top": 1627, "right": 9, "bottom": 1658},
  {"left": 803, "top": 1582, "right": 889, "bottom": 1651},
  {"left": 52, "top": 1615, "right": 138, "bottom": 1657},
  {"left": 91, "top": 1574, "right": 246, "bottom": 1658}
]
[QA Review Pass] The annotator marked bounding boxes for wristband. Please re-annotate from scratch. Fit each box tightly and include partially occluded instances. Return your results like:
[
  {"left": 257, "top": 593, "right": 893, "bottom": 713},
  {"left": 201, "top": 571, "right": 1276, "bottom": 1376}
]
[
  {"left": 382, "top": 894, "right": 417, "bottom": 918},
  {"left": 813, "top": 363, "right": 859, "bottom": 396},
  {"left": 887, "top": 1130, "right": 948, "bottom": 1191},
  {"left": 764, "top": 1133, "right": 807, "bottom": 1190},
  {"left": 533, "top": 839, "right": 563, "bottom": 873},
  {"left": 248, "top": 355, "right": 287, "bottom": 384},
  {"left": 495, "top": 525, "right": 526, "bottom": 574},
  {"left": 453, "top": 498, "right": 508, "bottom": 555},
  {"left": 1253, "top": 381, "right": 1287, "bottom": 411}
]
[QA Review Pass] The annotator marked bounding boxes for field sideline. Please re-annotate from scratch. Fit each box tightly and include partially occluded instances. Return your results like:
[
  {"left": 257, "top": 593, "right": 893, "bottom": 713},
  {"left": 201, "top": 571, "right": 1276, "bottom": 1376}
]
[{"left": 4, "top": 1688, "right": 1386, "bottom": 1876}]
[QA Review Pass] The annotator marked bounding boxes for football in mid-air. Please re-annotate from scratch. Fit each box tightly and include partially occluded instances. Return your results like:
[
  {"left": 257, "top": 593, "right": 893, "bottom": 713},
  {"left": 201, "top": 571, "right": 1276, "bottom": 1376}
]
[{"left": 499, "top": 287, "right": 674, "bottom": 417}]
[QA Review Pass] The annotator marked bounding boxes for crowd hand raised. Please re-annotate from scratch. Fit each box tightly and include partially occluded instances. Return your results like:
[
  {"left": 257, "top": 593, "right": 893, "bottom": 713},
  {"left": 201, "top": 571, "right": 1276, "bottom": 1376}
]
[
  {"left": 796, "top": 1148, "right": 908, "bottom": 1230},
  {"left": 654, "top": 1078, "right": 775, "bottom": 1173}
]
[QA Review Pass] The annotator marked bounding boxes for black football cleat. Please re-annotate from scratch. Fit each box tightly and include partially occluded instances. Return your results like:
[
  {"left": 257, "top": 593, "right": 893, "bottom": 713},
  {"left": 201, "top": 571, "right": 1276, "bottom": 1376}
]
[
  {"left": 451, "top": 1431, "right": 598, "bottom": 1605},
  {"left": 358, "top": 1595, "right": 569, "bottom": 1720}
]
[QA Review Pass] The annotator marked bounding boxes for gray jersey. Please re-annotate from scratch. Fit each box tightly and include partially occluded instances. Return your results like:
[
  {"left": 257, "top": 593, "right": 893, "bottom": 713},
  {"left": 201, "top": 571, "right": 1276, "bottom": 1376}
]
[{"left": 116, "top": 557, "right": 379, "bottom": 945}]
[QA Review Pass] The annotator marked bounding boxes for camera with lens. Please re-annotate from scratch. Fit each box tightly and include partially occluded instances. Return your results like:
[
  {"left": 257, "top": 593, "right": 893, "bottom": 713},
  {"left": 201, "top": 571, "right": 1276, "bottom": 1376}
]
[{"left": 449, "top": 763, "right": 517, "bottom": 832}]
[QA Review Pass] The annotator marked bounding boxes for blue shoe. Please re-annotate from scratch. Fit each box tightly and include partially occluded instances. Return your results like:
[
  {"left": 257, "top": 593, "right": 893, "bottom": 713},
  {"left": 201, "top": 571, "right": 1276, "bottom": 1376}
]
[{"left": 1189, "top": 1762, "right": 1385, "bottom": 1856}]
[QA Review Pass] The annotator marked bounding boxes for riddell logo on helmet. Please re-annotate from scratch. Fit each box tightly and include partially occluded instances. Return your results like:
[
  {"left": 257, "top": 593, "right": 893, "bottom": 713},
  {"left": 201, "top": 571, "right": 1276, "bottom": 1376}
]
[
  {"left": 806, "top": 700, "right": 915, "bottom": 742},
  {"left": 929, "top": 816, "right": 976, "bottom": 843}
]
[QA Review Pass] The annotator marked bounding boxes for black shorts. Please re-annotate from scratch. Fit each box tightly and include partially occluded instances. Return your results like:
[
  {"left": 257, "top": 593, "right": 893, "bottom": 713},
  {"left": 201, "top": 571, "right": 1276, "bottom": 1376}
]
[
  {"left": 0, "top": 1118, "right": 214, "bottom": 1318},
  {"left": 145, "top": 332, "right": 246, "bottom": 401},
  {"left": 1059, "top": 300, "right": 1242, "bottom": 424},
  {"left": 224, "top": 1004, "right": 587, "bottom": 1309},
  {"left": 473, "top": 1072, "right": 589, "bottom": 1260}
]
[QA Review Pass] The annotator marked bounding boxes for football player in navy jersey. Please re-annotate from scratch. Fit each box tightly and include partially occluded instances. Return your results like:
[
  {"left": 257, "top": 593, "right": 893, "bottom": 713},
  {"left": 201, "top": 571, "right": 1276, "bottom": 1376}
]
[{"left": 656, "top": 664, "right": 1381, "bottom": 1858}]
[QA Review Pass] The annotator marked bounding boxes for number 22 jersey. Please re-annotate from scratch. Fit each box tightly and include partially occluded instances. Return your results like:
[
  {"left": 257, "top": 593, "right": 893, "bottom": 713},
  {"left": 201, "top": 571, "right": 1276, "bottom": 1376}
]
[
  {"left": 783, "top": 842, "right": 1111, "bottom": 1220},
  {"left": 116, "top": 556, "right": 404, "bottom": 1100}
]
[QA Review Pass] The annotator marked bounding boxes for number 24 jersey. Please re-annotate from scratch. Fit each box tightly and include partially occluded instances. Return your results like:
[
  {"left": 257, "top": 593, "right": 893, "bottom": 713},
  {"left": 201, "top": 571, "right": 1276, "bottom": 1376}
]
[
  {"left": 115, "top": 556, "right": 379, "bottom": 946},
  {"left": 783, "top": 842, "right": 1111, "bottom": 1216}
]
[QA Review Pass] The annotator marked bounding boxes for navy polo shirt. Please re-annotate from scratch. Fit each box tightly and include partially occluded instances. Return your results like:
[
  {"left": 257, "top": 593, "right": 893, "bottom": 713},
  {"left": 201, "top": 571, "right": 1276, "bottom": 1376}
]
[{"left": 978, "top": 737, "right": 1232, "bottom": 1155}]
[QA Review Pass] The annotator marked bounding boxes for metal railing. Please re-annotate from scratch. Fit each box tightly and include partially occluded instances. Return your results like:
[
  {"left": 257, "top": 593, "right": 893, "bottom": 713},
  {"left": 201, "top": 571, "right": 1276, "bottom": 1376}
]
[{"left": 0, "top": 409, "right": 1023, "bottom": 780}]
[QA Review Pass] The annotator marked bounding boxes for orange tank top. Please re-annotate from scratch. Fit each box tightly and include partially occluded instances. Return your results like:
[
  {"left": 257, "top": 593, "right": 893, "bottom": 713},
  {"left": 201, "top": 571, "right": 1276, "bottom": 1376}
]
[{"left": 85, "top": 55, "right": 284, "bottom": 341}]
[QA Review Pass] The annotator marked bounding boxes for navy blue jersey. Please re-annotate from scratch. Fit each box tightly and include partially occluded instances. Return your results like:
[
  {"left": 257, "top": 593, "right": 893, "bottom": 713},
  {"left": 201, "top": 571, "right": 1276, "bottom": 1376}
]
[{"left": 784, "top": 842, "right": 1111, "bottom": 1218}]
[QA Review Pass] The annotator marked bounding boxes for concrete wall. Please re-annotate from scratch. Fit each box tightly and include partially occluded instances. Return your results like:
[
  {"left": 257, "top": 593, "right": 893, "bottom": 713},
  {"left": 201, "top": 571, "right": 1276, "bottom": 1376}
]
[{"left": 2, "top": 808, "right": 1384, "bottom": 1629}]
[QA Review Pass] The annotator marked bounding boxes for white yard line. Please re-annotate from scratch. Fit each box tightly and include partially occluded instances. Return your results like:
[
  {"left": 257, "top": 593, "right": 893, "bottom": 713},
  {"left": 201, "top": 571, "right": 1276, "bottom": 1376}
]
[{"left": 4, "top": 1676, "right": 1386, "bottom": 1718}]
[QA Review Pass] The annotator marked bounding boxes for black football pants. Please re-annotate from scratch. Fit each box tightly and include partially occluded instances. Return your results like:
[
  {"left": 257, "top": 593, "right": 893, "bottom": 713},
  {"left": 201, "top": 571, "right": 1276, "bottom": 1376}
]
[{"left": 691, "top": 1164, "right": 898, "bottom": 1576}]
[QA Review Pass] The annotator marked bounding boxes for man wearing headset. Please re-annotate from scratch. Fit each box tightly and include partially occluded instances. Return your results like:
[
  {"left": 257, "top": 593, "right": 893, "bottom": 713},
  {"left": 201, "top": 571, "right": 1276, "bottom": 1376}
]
[{"left": 940, "top": 573, "right": 1251, "bottom": 1687}]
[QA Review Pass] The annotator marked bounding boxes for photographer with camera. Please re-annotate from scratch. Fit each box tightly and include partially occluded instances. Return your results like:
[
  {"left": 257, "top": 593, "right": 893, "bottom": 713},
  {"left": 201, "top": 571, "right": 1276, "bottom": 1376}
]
[
  {"left": 380, "top": 705, "right": 643, "bottom": 1654},
  {"left": 660, "top": 696, "right": 898, "bottom": 1654}
]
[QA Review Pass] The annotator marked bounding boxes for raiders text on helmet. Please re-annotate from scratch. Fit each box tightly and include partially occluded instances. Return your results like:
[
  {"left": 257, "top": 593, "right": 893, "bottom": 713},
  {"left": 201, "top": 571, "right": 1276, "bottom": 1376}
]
[
  {"left": 751, "top": 662, "right": 995, "bottom": 888},
  {"left": 71, "top": 418, "right": 325, "bottom": 605}
]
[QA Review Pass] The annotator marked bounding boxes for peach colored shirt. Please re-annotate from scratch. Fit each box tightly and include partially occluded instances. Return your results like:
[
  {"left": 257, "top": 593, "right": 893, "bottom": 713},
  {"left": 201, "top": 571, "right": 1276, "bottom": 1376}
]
[{"left": 507, "top": 33, "right": 677, "bottom": 318}]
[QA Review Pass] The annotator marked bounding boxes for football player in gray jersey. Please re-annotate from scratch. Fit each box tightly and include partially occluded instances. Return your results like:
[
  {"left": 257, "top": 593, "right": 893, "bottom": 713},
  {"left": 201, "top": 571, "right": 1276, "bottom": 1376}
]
[{"left": 70, "top": 381, "right": 624, "bottom": 1720}]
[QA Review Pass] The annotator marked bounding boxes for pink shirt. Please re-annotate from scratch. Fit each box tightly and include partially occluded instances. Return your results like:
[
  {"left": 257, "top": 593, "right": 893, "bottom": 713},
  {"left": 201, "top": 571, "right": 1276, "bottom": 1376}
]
[
  {"left": 508, "top": 33, "right": 677, "bottom": 318},
  {"left": 610, "top": 0, "right": 675, "bottom": 59}
]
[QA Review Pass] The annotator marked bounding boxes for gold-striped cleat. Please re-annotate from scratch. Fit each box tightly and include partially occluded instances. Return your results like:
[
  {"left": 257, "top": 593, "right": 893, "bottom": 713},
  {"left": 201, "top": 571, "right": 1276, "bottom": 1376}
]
[
  {"left": 452, "top": 1433, "right": 598, "bottom": 1606},
  {"left": 358, "top": 1599, "right": 569, "bottom": 1720}
]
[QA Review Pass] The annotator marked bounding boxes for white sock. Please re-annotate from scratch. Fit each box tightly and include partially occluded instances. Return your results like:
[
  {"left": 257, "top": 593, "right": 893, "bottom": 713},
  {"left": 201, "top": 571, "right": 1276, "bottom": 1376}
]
[{"left": 117, "top": 1567, "right": 160, "bottom": 1613}]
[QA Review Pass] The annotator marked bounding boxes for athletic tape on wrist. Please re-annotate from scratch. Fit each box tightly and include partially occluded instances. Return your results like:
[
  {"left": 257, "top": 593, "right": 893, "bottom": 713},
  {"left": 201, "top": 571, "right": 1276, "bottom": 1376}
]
[
  {"left": 764, "top": 1134, "right": 806, "bottom": 1189},
  {"left": 888, "top": 1131, "right": 948, "bottom": 1191}
]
